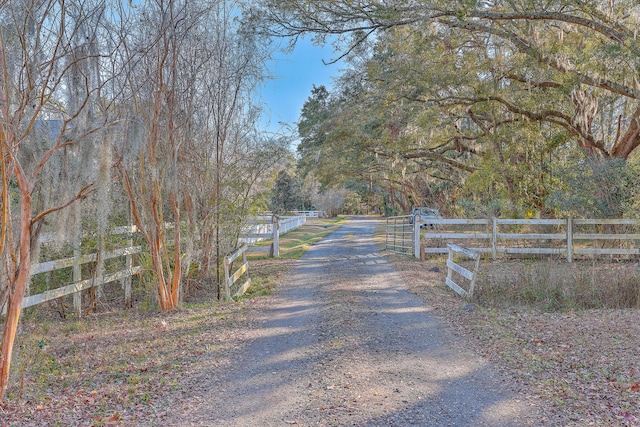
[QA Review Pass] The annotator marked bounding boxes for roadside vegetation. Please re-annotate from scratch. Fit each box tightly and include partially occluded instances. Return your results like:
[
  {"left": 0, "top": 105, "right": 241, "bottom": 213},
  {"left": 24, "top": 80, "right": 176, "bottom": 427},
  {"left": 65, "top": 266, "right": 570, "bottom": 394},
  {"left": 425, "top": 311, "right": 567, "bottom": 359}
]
[
  {"left": 371, "top": 220, "right": 640, "bottom": 425},
  {"left": 248, "top": 217, "right": 346, "bottom": 260},
  {"left": 476, "top": 259, "right": 640, "bottom": 311},
  {"left": 0, "top": 218, "right": 341, "bottom": 425}
]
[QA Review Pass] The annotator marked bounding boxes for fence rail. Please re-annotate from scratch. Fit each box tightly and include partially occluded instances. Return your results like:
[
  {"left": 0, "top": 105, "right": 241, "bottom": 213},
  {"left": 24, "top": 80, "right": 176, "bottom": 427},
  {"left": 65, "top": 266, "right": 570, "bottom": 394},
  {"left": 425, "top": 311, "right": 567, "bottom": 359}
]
[
  {"left": 292, "top": 210, "right": 323, "bottom": 218},
  {"left": 422, "top": 218, "right": 640, "bottom": 261},
  {"left": 241, "top": 215, "right": 307, "bottom": 257},
  {"left": 445, "top": 244, "right": 480, "bottom": 299},
  {"left": 3, "top": 226, "right": 141, "bottom": 316},
  {"left": 6, "top": 215, "right": 309, "bottom": 316},
  {"left": 223, "top": 244, "right": 251, "bottom": 301}
]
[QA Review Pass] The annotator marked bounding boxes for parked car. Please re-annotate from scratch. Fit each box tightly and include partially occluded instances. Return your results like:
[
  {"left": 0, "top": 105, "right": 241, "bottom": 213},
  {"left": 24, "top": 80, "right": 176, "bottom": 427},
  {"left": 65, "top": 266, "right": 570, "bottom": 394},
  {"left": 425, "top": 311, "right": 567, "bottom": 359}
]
[{"left": 409, "top": 207, "right": 442, "bottom": 228}]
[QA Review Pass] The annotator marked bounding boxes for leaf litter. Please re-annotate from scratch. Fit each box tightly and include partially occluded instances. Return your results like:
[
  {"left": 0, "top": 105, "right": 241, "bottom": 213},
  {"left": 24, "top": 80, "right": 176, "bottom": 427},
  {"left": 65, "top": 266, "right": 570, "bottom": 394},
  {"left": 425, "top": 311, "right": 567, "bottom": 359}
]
[
  {"left": 385, "top": 253, "right": 640, "bottom": 426},
  {"left": 2, "top": 248, "right": 639, "bottom": 426}
]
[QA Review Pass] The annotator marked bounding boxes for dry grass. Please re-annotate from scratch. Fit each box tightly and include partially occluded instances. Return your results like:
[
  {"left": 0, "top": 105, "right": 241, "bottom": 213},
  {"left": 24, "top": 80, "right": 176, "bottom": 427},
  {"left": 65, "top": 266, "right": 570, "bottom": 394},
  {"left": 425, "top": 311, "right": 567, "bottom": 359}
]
[
  {"left": 476, "top": 258, "right": 640, "bottom": 311},
  {"left": 2, "top": 257, "right": 298, "bottom": 426}
]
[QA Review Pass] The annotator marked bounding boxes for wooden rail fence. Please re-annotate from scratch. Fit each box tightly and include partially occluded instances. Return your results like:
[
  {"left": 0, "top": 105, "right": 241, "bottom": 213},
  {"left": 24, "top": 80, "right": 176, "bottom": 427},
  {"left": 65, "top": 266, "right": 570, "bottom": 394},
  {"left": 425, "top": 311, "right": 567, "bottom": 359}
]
[
  {"left": 421, "top": 218, "right": 640, "bottom": 262},
  {"left": 4, "top": 215, "right": 309, "bottom": 316},
  {"left": 2, "top": 226, "right": 142, "bottom": 317},
  {"left": 242, "top": 215, "right": 307, "bottom": 257},
  {"left": 223, "top": 244, "right": 251, "bottom": 301},
  {"left": 445, "top": 244, "right": 480, "bottom": 299}
]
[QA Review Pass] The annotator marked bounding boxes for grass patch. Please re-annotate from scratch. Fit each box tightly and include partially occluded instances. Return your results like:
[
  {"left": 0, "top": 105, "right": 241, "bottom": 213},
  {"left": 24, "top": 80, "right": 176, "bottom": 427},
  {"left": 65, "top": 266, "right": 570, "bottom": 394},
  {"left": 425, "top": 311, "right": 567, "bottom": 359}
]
[
  {"left": 248, "top": 217, "right": 345, "bottom": 260},
  {"left": 475, "top": 258, "right": 640, "bottom": 311}
]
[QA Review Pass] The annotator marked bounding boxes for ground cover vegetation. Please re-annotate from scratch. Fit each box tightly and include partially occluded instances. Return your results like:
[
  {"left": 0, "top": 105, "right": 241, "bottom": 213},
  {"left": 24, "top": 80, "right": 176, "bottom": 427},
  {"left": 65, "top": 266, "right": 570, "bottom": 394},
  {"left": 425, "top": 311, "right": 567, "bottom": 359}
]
[
  {"left": 247, "top": 0, "right": 640, "bottom": 218},
  {"left": 0, "top": 218, "right": 334, "bottom": 424},
  {"left": 369, "top": 216, "right": 640, "bottom": 425},
  {"left": 389, "top": 254, "right": 640, "bottom": 426},
  {"left": 0, "top": 0, "right": 307, "bottom": 403},
  {"left": 248, "top": 216, "right": 345, "bottom": 259}
]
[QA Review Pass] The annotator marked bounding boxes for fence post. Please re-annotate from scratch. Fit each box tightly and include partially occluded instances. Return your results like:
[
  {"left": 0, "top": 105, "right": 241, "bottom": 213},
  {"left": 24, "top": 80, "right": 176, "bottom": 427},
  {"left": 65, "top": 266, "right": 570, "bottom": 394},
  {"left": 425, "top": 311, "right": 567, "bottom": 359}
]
[
  {"left": 73, "top": 243, "right": 82, "bottom": 318},
  {"left": 446, "top": 245, "right": 454, "bottom": 285},
  {"left": 73, "top": 216, "right": 82, "bottom": 318},
  {"left": 491, "top": 218, "right": 497, "bottom": 260},
  {"left": 223, "top": 255, "right": 231, "bottom": 301},
  {"left": 123, "top": 225, "right": 134, "bottom": 308},
  {"left": 413, "top": 214, "right": 421, "bottom": 259},
  {"left": 567, "top": 217, "right": 573, "bottom": 263},
  {"left": 272, "top": 215, "right": 280, "bottom": 257}
]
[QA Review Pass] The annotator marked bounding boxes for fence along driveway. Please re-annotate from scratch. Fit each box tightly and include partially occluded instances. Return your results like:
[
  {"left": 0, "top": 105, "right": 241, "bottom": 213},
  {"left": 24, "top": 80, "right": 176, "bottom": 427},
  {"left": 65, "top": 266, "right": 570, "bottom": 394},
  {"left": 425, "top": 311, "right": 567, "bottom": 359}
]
[
  {"left": 8, "top": 215, "right": 311, "bottom": 315},
  {"left": 2, "top": 226, "right": 141, "bottom": 317},
  {"left": 384, "top": 215, "right": 415, "bottom": 255},
  {"left": 420, "top": 218, "right": 640, "bottom": 262}
]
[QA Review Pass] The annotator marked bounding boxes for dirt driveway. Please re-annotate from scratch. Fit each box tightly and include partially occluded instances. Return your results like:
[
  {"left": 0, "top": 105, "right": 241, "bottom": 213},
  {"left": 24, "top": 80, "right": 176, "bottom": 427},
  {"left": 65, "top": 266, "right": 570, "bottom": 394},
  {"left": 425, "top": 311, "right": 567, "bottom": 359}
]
[{"left": 167, "top": 217, "right": 544, "bottom": 426}]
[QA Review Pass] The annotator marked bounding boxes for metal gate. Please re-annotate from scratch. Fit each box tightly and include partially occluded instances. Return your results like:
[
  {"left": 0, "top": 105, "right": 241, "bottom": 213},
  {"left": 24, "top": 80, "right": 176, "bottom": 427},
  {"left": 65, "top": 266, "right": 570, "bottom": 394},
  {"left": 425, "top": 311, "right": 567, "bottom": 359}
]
[{"left": 385, "top": 215, "right": 414, "bottom": 255}]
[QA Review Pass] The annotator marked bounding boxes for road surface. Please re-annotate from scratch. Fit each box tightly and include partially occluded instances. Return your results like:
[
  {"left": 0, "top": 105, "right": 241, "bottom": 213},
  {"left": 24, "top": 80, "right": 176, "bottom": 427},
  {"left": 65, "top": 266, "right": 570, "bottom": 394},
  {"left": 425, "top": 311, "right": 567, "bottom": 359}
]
[{"left": 168, "top": 217, "right": 543, "bottom": 426}]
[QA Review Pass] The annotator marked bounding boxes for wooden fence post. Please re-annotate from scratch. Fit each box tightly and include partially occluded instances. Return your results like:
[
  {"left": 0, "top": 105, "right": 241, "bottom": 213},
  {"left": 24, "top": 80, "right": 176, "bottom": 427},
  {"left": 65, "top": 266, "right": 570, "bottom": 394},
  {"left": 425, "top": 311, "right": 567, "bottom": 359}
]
[
  {"left": 73, "top": 216, "right": 82, "bottom": 318},
  {"left": 491, "top": 218, "right": 497, "bottom": 260},
  {"left": 73, "top": 244, "right": 82, "bottom": 317},
  {"left": 123, "top": 225, "right": 134, "bottom": 308},
  {"left": 223, "top": 254, "right": 231, "bottom": 301},
  {"left": 413, "top": 214, "right": 421, "bottom": 259},
  {"left": 272, "top": 215, "right": 280, "bottom": 257},
  {"left": 567, "top": 217, "right": 573, "bottom": 263}
]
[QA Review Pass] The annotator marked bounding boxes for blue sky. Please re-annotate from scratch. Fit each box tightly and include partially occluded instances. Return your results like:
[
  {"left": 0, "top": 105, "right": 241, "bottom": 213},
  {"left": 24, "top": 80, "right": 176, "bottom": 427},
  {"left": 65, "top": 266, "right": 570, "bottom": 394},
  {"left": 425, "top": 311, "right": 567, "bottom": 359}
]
[{"left": 259, "top": 37, "right": 342, "bottom": 137}]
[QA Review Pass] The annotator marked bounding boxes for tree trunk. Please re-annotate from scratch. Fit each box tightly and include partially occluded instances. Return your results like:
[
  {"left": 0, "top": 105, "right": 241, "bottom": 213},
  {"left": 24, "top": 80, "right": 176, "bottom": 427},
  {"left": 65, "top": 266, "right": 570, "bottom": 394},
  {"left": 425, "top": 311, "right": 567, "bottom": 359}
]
[{"left": 0, "top": 181, "right": 31, "bottom": 401}]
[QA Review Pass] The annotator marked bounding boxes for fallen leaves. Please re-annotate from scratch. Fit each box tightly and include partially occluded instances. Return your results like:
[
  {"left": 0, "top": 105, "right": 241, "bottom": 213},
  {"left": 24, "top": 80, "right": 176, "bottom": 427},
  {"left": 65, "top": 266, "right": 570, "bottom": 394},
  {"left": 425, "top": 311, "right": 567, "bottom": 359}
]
[
  {"left": 389, "top": 255, "right": 640, "bottom": 426},
  {"left": 3, "top": 297, "right": 267, "bottom": 426}
]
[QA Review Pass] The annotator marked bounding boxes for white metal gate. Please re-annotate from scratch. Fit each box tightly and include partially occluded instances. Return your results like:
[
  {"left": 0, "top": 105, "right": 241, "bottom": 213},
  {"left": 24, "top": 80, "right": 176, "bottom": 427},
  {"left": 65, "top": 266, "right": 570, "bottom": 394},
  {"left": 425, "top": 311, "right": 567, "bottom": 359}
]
[{"left": 385, "top": 215, "right": 414, "bottom": 255}]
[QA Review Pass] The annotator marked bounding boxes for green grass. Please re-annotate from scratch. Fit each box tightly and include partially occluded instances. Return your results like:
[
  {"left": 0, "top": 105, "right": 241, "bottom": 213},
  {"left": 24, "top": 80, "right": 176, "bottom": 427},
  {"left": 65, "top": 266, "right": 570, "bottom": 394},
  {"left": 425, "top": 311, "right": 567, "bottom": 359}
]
[{"left": 248, "top": 216, "right": 345, "bottom": 260}]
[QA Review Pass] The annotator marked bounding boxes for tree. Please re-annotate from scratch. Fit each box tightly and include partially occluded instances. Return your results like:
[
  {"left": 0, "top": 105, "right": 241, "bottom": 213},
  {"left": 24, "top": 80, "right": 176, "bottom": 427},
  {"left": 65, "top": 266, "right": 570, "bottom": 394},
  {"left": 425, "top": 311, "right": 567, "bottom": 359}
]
[
  {"left": 0, "top": 0, "right": 276, "bottom": 402},
  {"left": 251, "top": 0, "right": 640, "bottom": 216},
  {"left": 270, "top": 170, "right": 298, "bottom": 214},
  {"left": 255, "top": 0, "right": 640, "bottom": 159},
  {"left": 0, "top": 0, "right": 117, "bottom": 400}
]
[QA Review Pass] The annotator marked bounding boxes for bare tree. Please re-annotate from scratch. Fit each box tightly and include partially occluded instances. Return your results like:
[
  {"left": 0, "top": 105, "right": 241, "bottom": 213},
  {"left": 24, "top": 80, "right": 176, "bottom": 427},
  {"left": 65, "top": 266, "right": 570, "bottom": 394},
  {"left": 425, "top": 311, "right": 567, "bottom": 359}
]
[{"left": 0, "top": 0, "right": 117, "bottom": 400}]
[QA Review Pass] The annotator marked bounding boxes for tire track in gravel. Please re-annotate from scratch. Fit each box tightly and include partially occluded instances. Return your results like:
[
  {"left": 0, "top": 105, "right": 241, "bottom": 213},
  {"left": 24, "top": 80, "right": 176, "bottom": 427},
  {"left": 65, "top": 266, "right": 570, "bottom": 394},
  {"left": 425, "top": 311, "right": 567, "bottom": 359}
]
[{"left": 169, "top": 216, "right": 544, "bottom": 426}]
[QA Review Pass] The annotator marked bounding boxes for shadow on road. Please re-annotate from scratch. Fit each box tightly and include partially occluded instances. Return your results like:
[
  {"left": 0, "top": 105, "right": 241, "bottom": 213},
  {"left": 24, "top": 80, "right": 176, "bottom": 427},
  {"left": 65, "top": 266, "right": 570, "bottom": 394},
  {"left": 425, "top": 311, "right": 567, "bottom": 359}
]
[{"left": 174, "top": 217, "right": 543, "bottom": 426}]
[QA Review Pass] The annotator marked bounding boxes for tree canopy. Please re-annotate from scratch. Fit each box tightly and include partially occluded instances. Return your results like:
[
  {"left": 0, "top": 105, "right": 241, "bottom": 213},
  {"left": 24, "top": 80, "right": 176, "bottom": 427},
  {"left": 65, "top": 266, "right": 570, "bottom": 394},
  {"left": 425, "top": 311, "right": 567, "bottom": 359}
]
[{"left": 250, "top": 0, "right": 640, "bottom": 217}]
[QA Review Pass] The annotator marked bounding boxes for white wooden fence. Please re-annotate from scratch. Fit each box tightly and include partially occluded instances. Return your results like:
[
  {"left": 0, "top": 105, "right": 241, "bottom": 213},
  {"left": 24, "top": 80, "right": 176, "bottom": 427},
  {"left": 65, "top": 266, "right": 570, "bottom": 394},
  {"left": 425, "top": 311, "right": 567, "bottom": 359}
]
[
  {"left": 292, "top": 210, "right": 323, "bottom": 218},
  {"left": 2, "top": 226, "right": 142, "bottom": 316},
  {"left": 241, "top": 215, "right": 307, "bottom": 257},
  {"left": 223, "top": 244, "right": 251, "bottom": 301},
  {"left": 7, "top": 214, "right": 309, "bottom": 316},
  {"left": 421, "top": 218, "right": 640, "bottom": 261},
  {"left": 445, "top": 244, "right": 480, "bottom": 299}
]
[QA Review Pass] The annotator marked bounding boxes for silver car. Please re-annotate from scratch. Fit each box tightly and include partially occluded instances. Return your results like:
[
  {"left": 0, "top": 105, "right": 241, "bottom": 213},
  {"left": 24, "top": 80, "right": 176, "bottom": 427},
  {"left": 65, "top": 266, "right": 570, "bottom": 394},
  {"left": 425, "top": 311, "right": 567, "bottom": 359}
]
[{"left": 409, "top": 207, "right": 442, "bottom": 228}]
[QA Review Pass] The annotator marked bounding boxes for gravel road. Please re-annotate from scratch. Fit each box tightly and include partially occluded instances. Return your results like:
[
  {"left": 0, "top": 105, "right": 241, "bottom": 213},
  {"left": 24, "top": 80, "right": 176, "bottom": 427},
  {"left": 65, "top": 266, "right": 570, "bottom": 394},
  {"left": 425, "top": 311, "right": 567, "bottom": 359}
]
[{"left": 169, "top": 217, "right": 544, "bottom": 426}]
